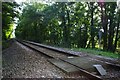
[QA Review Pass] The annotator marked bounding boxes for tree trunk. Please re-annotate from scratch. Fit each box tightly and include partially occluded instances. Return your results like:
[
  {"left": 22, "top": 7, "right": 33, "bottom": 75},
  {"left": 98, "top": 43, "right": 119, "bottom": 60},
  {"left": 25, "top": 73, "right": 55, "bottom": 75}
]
[
  {"left": 84, "top": 23, "right": 88, "bottom": 48},
  {"left": 62, "top": 3, "right": 68, "bottom": 47},
  {"left": 102, "top": 3, "right": 108, "bottom": 50},
  {"left": 66, "top": 9, "right": 71, "bottom": 48},
  {"left": 78, "top": 26, "right": 81, "bottom": 48},
  {"left": 107, "top": 3, "right": 116, "bottom": 52},
  {"left": 90, "top": 2, "right": 95, "bottom": 48},
  {"left": 107, "top": 16, "right": 114, "bottom": 51},
  {"left": 113, "top": 12, "right": 120, "bottom": 52}
]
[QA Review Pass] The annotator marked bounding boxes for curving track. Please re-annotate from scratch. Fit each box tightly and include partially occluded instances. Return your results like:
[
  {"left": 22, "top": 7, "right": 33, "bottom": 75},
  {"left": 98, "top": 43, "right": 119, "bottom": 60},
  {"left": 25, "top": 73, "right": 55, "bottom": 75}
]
[{"left": 17, "top": 39, "right": 120, "bottom": 80}]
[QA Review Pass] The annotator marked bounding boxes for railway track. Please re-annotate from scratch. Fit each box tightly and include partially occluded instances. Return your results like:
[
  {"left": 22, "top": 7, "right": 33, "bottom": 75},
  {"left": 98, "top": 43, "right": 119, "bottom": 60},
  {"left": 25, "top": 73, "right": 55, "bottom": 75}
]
[{"left": 17, "top": 40, "right": 120, "bottom": 80}]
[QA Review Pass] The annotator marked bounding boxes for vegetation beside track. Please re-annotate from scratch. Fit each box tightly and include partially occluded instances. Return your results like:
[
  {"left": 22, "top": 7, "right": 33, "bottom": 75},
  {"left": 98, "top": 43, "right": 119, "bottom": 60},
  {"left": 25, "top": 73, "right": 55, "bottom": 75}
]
[
  {"left": 70, "top": 48, "right": 120, "bottom": 59},
  {"left": 42, "top": 43, "right": 120, "bottom": 59},
  {"left": 2, "top": 2, "right": 120, "bottom": 60}
]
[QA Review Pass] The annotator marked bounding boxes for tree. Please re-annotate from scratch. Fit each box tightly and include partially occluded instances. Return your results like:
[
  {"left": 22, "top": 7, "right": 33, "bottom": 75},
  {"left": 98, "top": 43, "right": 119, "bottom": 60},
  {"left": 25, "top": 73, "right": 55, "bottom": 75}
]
[
  {"left": 113, "top": 6, "right": 120, "bottom": 52},
  {"left": 15, "top": 2, "right": 120, "bottom": 52},
  {"left": 2, "top": 2, "right": 19, "bottom": 40},
  {"left": 107, "top": 3, "right": 117, "bottom": 52}
]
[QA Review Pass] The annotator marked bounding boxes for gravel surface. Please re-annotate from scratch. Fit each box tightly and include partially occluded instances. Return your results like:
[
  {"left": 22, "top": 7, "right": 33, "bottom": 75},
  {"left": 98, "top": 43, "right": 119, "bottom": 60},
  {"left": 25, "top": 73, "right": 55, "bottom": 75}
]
[
  {"left": 2, "top": 41, "right": 88, "bottom": 79},
  {"left": 25, "top": 40, "right": 120, "bottom": 65},
  {"left": 22, "top": 40, "right": 120, "bottom": 79},
  {"left": 23, "top": 42, "right": 68, "bottom": 59}
]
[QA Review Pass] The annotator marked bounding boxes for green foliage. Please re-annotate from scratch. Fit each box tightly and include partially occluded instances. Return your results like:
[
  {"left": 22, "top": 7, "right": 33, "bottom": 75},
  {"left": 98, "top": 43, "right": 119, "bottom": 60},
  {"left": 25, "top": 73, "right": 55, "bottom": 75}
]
[
  {"left": 15, "top": 2, "right": 120, "bottom": 54},
  {"left": 2, "top": 2, "right": 19, "bottom": 40},
  {"left": 71, "top": 48, "right": 120, "bottom": 59}
]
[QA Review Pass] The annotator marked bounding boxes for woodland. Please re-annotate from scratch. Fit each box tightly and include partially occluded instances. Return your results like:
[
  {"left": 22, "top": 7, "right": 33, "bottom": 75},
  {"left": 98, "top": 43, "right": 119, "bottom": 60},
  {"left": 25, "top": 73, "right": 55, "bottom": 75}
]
[{"left": 2, "top": 2, "right": 120, "bottom": 53}]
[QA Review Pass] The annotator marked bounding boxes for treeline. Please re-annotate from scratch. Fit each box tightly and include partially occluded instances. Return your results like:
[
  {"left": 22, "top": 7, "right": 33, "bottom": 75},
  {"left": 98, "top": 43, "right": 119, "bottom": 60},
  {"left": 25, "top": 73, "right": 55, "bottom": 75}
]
[
  {"left": 15, "top": 2, "right": 120, "bottom": 52},
  {"left": 2, "top": 2, "right": 19, "bottom": 50},
  {"left": 2, "top": 2, "right": 19, "bottom": 40}
]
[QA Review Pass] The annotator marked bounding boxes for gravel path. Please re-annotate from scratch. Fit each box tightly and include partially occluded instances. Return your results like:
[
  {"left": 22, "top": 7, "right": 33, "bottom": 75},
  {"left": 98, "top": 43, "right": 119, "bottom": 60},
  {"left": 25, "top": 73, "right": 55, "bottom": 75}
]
[{"left": 2, "top": 41, "right": 87, "bottom": 79}]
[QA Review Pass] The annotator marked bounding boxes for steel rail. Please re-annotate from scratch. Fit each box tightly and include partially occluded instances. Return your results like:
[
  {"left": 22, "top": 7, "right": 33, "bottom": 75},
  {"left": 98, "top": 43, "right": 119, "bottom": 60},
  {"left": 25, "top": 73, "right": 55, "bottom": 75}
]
[
  {"left": 22, "top": 40, "right": 120, "bottom": 69},
  {"left": 16, "top": 40, "right": 103, "bottom": 80}
]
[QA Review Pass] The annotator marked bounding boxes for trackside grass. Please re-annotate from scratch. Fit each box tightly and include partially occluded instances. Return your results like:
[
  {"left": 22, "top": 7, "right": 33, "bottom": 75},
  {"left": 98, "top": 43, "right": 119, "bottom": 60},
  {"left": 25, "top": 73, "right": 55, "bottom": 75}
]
[{"left": 70, "top": 48, "right": 120, "bottom": 59}]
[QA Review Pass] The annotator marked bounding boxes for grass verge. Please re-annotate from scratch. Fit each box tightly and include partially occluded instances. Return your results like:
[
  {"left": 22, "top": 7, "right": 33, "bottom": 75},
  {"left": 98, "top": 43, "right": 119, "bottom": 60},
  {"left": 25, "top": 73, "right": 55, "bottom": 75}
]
[{"left": 70, "top": 48, "right": 120, "bottom": 59}]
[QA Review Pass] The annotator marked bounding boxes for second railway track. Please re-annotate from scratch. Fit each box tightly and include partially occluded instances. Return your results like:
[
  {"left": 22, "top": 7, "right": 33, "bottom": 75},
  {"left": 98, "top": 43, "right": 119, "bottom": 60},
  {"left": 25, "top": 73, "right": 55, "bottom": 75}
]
[{"left": 17, "top": 40, "right": 120, "bottom": 80}]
